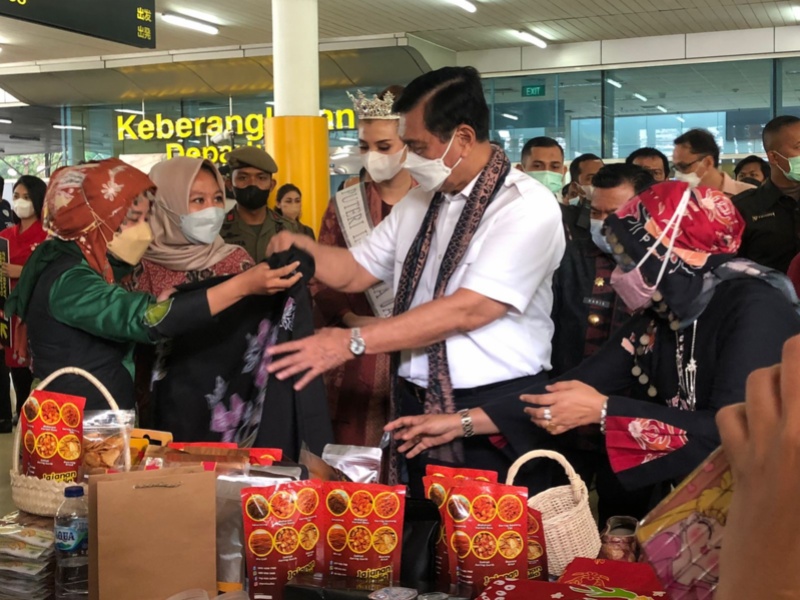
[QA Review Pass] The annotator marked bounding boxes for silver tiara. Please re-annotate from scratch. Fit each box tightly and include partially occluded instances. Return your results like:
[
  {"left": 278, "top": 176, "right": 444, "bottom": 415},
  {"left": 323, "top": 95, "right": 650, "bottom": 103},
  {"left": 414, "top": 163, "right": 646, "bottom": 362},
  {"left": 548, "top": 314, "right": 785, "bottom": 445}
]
[{"left": 347, "top": 90, "right": 399, "bottom": 120}]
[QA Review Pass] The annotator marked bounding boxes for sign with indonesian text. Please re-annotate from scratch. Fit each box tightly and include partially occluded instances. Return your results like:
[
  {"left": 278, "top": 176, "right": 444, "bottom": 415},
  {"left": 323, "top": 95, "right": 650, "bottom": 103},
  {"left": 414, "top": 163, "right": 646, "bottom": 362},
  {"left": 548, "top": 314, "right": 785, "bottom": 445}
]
[
  {"left": 0, "top": 0, "right": 156, "bottom": 49},
  {"left": 117, "top": 106, "right": 357, "bottom": 164}
]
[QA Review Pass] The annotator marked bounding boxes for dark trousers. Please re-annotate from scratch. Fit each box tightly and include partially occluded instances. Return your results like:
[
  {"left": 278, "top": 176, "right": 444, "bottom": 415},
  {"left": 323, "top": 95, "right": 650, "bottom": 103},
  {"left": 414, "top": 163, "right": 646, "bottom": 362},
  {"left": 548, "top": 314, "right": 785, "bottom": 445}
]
[
  {"left": 0, "top": 363, "right": 34, "bottom": 422},
  {"left": 398, "top": 373, "right": 548, "bottom": 497}
]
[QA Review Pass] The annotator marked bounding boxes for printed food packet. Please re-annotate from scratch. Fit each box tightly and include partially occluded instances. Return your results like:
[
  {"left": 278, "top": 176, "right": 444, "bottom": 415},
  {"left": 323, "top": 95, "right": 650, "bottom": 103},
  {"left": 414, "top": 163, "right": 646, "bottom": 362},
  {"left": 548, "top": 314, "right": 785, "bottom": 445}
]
[
  {"left": 426, "top": 465, "right": 498, "bottom": 482},
  {"left": 81, "top": 410, "right": 135, "bottom": 475},
  {"left": 242, "top": 480, "right": 323, "bottom": 600},
  {"left": 423, "top": 475, "right": 457, "bottom": 588},
  {"left": 526, "top": 507, "right": 547, "bottom": 581},
  {"left": 322, "top": 444, "right": 383, "bottom": 483},
  {"left": 250, "top": 448, "right": 284, "bottom": 466},
  {"left": 447, "top": 481, "right": 528, "bottom": 595},
  {"left": 0, "top": 512, "right": 54, "bottom": 550},
  {"left": 217, "top": 474, "right": 287, "bottom": 594},
  {"left": 20, "top": 391, "right": 86, "bottom": 483},
  {"left": 321, "top": 482, "right": 406, "bottom": 583}
]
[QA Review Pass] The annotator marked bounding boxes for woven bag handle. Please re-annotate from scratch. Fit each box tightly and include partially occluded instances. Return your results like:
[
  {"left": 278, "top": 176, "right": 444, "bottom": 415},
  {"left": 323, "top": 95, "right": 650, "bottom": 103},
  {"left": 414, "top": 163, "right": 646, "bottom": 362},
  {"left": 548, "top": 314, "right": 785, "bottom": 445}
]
[
  {"left": 505, "top": 449, "right": 585, "bottom": 504},
  {"left": 13, "top": 367, "right": 130, "bottom": 473}
]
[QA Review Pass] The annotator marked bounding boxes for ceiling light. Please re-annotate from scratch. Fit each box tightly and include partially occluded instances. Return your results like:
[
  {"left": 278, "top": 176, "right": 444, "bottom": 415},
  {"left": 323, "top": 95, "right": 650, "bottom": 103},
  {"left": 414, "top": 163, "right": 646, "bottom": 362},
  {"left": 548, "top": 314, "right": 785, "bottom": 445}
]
[
  {"left": 161, "top": 13, "right": 219, "bottom": 35},
  {"left": 676, "top": 117, "right": 686, "bottom": 123},
  {"left": 634, "top": 93, "right": 648, "bottom": 102},
  {"left": 265, "top": 101, "right": 275, "bottom": 106},
  {"left": 115, "top": 109, "right": 144, "bottom": 115},
  {"left": 331, "top": 152, "right": 349, "bottom": 160},
  {"left": 501, "top": 113, "right": 519, "bottom": 121},
  {"left": 446, "top": 0, "right": 477, "bottom": 13},
  {"left": 339, "top": 137, "right": 358, "bottom": 143},
  {"left": 515, "top": 30, "right": 547, "bottom": 49},
  {"left": 53, "top": 124, "right": 85, "bottom": 131},
  {"left": 606, "top": 78, "right": 622, "bottom": 88},
  {"left": 793, "top": 5, "right": 800, "bottom": 18},
  {"left": 656, "top": 105, "right": 668, "bottom": 113},
  {"left": 0, "top": 118, "right": 11, "bottom": 124}
]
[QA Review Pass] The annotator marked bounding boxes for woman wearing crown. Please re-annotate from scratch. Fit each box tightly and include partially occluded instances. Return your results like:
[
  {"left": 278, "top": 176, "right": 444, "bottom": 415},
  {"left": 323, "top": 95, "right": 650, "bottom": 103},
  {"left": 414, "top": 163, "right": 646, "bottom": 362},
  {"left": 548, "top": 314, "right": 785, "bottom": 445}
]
[{"left": 313, "top": 86, "right": 412, "bottom": 447}]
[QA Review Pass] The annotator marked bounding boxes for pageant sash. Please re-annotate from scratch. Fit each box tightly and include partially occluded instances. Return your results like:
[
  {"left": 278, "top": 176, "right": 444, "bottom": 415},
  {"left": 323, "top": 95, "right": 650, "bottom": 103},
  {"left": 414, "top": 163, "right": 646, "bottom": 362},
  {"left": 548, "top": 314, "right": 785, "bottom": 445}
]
[{"left": 334, "top": 183, "right": 395, "bottom": 318}]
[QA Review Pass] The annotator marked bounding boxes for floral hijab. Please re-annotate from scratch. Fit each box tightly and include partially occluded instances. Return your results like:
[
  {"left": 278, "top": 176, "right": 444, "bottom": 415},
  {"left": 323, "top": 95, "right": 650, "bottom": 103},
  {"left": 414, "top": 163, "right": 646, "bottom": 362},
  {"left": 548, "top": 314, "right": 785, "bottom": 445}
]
[
  {"left": 604, "top": 181, "right": 797, "bottom": 324},
  {"left": 44, "top": 158, "right": 155, "bottom": 282}
]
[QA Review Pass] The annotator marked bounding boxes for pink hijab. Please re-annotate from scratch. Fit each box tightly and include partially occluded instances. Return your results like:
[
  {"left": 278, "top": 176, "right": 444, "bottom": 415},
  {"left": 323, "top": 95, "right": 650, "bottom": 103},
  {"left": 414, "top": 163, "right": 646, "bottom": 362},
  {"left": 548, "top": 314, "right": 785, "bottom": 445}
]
[{"left": 145, "top": 157, "right": 238, "bottom": 272}]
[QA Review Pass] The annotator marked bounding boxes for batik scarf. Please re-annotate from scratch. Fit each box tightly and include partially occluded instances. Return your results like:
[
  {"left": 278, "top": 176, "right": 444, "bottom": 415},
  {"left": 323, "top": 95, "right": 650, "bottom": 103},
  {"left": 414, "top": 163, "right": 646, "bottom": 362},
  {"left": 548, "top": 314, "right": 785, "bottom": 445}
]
[
  {"left": 604, "top": 181, "right": 798, "bottom": 325},
  {"left": 390, "top": 143, "right": 511, "bottom": 465}
]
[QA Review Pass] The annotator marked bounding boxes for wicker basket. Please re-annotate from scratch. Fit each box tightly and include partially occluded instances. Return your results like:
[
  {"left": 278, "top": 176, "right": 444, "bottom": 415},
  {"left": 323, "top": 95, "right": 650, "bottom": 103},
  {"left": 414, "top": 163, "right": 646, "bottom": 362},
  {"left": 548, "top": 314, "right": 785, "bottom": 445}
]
[
  {"left": 9, "top": 367, "right": 131, "bottom": 517},
  {"left": 506, "top": 449, "right": 601, "bottom": 576}
]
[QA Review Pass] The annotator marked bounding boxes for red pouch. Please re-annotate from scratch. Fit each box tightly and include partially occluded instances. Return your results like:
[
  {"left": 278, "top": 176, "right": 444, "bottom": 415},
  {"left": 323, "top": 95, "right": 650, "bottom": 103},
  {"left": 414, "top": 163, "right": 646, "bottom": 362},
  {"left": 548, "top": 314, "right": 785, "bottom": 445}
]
[
  {"left": 249, "top": 448, "right": 284, "bottom": 466},
  {"left": 558, "top": 557, "right": 664, "bottom": 592},
  {"left": 526, "top": 507, "right": 547, "bottom": 581},
  {"left": 426, "top": 465, "right": 498, "bottom": 482},
  {"left": 20, "top": 391, "right": 86, "bottom": 483},
  {"left": 423, "top": 475, "right": 459, "bottom": 587},
  {"left": 448, "top": 481, "right": 528, "bottom": 595},
  {"left": 241, "top": 481, "right": 322, "bottom": 600},
  {"left": 320, "top": 482, "right": 406, "bottom": 583}
]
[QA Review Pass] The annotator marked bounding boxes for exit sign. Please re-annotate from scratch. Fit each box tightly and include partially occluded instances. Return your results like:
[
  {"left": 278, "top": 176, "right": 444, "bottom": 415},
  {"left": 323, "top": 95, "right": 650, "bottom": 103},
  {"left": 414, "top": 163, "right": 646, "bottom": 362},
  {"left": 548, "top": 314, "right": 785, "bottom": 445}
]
[{"left": 522, "top": 85, "right": 546, "bottom": 97}]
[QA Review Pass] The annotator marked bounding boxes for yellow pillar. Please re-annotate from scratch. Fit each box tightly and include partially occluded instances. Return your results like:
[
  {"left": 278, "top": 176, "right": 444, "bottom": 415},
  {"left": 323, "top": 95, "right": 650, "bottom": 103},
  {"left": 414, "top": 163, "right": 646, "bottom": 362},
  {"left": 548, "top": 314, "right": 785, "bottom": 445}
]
[{"left": 265, "top": 116, "right": 330, "bottom": 234}]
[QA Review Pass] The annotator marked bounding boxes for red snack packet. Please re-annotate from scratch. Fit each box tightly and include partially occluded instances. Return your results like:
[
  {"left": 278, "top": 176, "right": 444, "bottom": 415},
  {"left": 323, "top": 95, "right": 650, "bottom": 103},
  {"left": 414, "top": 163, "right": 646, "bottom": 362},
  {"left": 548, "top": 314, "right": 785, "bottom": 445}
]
[
  {"left": 20, "top": 391, "right": 86, "bottom": 483},
  {"left": 241, "top": 481, "right": 322, "bottom": 600},
  {"left": 249, "top": 448, "right": 284, "bottom": 466},
  {"left": 423, "top": 475, "right": 459, "bottom": 587},
  {"left": 426, "top": 465, "right": 498, "bottom": 482},
  {"left": 169, "top": 442, "right": 238, "bottom": 450},
  {"left": 320, "top": 482, "right": 406, "bottom": 583},
  {"left": 558, "top": 557, "right": 664, "bottom": 592},
  {"left": 448, "top": 481, "right": 528, "bottom": 595},
  {"left": 526, "top": 507, "right": 547, "bottom": 581}
]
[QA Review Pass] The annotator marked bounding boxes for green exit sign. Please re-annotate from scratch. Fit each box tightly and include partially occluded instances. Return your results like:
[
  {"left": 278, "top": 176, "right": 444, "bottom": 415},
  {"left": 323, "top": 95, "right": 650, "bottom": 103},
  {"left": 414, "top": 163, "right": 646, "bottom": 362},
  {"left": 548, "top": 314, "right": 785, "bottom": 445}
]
[{"left": 522, "top": 84, "right": 546, "bottom": 97}]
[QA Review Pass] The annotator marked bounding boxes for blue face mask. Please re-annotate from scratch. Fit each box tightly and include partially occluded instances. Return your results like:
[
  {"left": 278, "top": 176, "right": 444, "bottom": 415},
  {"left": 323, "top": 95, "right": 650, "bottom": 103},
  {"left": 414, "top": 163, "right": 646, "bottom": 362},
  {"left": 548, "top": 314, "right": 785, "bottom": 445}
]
[
  {"left": 590, "top": 218, "right": 612, "bottom": 254},
  {"left": 180, "top": 207, "right": 225, "bottom": 245}
]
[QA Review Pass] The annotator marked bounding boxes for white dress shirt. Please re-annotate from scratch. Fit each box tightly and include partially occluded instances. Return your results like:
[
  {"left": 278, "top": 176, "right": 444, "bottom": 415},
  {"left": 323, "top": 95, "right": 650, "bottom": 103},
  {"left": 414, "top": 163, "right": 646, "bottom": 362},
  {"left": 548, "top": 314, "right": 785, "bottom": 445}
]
[{"left": 350, "top": 167, "right": 565, "bottom": 389}]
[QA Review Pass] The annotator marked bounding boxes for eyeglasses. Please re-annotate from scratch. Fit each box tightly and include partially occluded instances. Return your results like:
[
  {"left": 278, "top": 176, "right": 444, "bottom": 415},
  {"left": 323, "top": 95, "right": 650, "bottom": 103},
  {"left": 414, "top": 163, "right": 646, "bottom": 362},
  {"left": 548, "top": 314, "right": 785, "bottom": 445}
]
[{"left": 672, "top": 155, "right": 708, "bottom": 174}]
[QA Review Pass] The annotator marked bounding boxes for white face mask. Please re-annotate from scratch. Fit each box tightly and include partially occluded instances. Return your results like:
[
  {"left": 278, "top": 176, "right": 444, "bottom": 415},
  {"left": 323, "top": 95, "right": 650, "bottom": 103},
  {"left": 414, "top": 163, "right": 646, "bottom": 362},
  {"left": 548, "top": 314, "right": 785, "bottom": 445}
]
[
  {"left": 180, "top": 207, "right": 225, "bottom": 245},
  {"left": 364, "top": 147, "right": 406, "bottom": 183},
  {"left": 12, "top": 199, "right": 35, "bottom": 219},
  {"left": 579, "top": 184, "right": 595, "bottom": 199},
  {"left": 674, "top": 170, "right": 702, "bottom": 188},
  {"left": 404, "top": 133, "right": 462, "bottom": 193}
]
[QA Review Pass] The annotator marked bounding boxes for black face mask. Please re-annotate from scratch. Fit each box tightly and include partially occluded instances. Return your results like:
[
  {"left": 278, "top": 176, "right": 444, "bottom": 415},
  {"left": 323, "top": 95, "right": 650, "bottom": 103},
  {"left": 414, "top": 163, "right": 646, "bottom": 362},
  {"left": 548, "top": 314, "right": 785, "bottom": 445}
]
[{"left": 234, "top": 185, "right": 271, "bottom": 210}]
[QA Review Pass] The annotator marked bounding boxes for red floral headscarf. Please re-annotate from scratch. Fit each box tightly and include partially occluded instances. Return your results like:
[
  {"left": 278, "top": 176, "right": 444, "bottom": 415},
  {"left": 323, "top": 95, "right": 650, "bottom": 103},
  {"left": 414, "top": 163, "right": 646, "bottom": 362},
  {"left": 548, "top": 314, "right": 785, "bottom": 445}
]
[{"left": 44, "top": 158, "right": 155, "bottom": 282}]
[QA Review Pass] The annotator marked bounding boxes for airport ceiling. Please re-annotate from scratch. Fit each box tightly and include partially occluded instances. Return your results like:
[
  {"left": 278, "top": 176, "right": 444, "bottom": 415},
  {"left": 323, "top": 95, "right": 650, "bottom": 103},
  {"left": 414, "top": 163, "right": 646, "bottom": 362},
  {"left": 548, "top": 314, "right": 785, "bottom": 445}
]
[{"left": 0, "top": 0, "right": 799, "bottom": 63}]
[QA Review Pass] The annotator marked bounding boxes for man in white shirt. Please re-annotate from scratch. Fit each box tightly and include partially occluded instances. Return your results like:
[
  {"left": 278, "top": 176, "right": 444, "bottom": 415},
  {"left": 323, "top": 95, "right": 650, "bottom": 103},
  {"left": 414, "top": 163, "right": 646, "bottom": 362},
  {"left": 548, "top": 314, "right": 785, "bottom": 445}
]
[{"left": 267, "top": 66, "right": 565, "bottom": 491}]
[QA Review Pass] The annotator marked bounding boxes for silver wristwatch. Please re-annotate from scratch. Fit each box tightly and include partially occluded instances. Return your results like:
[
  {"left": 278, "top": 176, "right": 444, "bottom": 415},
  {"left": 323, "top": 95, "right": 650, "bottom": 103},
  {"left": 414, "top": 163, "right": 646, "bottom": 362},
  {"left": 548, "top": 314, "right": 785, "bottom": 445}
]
[
  {"left": 349, "top": 327, "right": 366, "bottom": 356},
  {"left": 458, "top": 408, "right": 474, "bottom": 438}
]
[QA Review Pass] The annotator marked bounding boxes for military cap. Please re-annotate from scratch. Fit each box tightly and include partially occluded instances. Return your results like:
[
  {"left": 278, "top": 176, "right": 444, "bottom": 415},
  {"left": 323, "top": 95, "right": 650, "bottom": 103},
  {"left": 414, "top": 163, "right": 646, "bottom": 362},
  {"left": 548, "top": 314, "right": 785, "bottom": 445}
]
[{"left": 227, "top": 146, "right": 279, "bottom": 174}]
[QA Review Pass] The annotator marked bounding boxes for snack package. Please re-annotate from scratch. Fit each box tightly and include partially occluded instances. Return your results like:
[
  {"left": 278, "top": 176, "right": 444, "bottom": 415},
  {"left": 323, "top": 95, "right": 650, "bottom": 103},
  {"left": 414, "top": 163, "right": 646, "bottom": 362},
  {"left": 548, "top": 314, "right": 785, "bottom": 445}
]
[
  {"left": 423, "top": 475, "right": 457, "bottom": 588},
  {"left": 322, "top": 444, "right": 382, "bottom": 483},
  {"left": 526, "top": 507, "right": 547, "bottom": 581},
  {"left": 558, "top": 557, "right": 664, "bottom": 593},
  {"left": 446, "top": 481, "right": 528, "bottom": 595},
  {"left": 82, "top": 410, "right": 135, "bottom": 474},
  {"left": 170, "top": 442, "right": 238, "bottom": 450},
  {"left": 20, "top": 390, "right": 86, "bottom": 482},
  {"left": 636, "top": 446, "right": 731, "bottom": 600},
  {"left": 250, "top": 448, "right": 284, "bottom": 466},
  {"left": 426, "top": 465, "right": 498, "bottom": 482},
  {"left": 242, "top": 481, "right": 322, "bottom": 600},
  {"left": 321, "top": 482, "right": 406, "bottom": 582},
  {"left": 131, "top": 428, "right": 173, "bottom": 447},
  {"left": 299, "top": 445, "right": 351, "bottom": 481}
]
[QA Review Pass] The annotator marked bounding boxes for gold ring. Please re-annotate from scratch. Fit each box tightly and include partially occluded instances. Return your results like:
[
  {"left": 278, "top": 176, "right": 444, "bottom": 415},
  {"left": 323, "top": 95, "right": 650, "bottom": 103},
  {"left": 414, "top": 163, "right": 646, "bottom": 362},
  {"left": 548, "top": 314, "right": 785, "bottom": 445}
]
[{"left": 546, "top": 422, "right": 556, "bottom": 432}]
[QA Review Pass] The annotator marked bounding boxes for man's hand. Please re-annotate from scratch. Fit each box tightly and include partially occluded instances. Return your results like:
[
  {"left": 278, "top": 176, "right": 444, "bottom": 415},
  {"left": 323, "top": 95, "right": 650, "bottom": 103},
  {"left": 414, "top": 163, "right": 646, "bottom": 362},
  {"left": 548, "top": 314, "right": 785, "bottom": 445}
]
[
  {"left": 1, "top": 263, "right": 22, "bottom": 279},
  {"left": 267, "top": 328, "right": 352, "bottom": 390},
  {"left": 267, "top": 231, "right": 308, "bottom": 258},
  {"left": 384, "top": 414, "right": 463, "bottom": 459},
  {"left": 715, "top": 335, "right": 800, "bottom": 599}
]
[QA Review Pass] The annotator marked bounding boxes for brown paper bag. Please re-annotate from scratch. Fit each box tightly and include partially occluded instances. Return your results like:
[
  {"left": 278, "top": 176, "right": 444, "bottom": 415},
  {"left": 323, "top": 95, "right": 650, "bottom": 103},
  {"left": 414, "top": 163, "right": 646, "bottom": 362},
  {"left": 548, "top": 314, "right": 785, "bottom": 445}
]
[{"left": 88, "top": 466, "right": 217, "bottom": 600}]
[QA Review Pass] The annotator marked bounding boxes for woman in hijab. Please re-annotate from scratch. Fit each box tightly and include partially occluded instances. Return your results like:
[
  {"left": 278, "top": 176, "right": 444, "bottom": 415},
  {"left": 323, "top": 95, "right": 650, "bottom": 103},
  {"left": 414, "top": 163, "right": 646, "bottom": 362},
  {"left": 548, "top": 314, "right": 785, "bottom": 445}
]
[
  {"left": 313, "top": 85, "right": 411, "bottom": 447},
  {"left": 7, "top": 158, "right": 301, "bottom": 411},
  {"left": 385, "top": 180, "right": 800, "bottom": 518},
  {"left": 132, "top": 157, "right": 254, "bottom": 297},
  {"left": 0, "top": 176, "right": 47, "bottom": 431}
]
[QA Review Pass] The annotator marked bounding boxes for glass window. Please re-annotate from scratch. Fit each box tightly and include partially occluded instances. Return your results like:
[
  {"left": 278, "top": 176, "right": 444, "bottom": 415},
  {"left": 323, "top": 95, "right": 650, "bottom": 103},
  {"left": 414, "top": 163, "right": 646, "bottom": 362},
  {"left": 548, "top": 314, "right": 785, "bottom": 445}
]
[
  {"left": 484, "top": 71, "right": 602, "bottom": 163},
  {"left": 605, "top": 60, "right": 774, "bottom": 160},
  {"left": 779, "top": 57, "right": 800, "bottom": 118}
]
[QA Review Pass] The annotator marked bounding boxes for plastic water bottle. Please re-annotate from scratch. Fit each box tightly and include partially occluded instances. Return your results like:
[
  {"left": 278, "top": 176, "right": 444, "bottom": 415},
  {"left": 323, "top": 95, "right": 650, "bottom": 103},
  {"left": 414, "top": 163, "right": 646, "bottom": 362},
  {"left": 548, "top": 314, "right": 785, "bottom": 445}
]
[{"left": 55, "top": 486, "right": 89, "bottom": 599}]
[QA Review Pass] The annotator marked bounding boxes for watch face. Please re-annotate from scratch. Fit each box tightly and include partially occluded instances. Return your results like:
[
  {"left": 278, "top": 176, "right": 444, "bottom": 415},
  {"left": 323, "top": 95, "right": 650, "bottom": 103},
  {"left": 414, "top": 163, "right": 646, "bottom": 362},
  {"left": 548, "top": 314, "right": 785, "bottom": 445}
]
[{"left": 350, "top": 338, "right": 366, "bottom": 356}]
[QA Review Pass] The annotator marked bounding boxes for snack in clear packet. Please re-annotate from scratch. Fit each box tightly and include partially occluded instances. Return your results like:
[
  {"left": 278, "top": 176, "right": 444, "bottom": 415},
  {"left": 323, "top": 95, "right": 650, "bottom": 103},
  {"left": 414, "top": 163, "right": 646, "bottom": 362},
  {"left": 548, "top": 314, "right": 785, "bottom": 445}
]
[
  {"left": 20, "top": 391, "right": 86, "bottom": 483},
  {"left": 81, "top": 410, "right": 135, "bottom": 475}
]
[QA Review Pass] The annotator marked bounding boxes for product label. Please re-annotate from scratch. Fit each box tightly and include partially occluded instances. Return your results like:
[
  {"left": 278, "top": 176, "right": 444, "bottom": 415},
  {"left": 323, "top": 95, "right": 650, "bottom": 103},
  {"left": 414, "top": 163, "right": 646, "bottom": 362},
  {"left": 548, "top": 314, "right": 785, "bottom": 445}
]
[{"left": 55, "top": 520, "right": 88, "bottom": 553}]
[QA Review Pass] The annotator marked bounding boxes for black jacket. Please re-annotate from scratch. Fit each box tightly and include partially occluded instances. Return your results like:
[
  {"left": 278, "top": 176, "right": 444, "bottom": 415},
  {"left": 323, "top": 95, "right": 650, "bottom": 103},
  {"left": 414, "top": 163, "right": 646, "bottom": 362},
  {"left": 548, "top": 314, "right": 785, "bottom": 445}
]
[{"left": 733, "top": 179, "right": 800, "bottom": 273}]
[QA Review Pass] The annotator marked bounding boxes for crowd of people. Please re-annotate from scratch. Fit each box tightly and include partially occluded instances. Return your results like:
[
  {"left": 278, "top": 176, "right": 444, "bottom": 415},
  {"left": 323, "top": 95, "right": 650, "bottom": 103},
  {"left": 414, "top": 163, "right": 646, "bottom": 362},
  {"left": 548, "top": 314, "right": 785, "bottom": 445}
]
[{"left": 1, "top": 66, "right": 800, "bottom": 539}]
